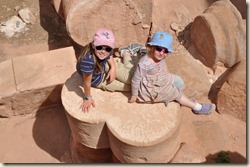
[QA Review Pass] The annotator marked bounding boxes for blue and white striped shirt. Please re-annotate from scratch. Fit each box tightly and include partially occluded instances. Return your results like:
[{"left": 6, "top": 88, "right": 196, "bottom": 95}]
[{"left": 77, "top": 54, "right": 110, "bottom": 86}]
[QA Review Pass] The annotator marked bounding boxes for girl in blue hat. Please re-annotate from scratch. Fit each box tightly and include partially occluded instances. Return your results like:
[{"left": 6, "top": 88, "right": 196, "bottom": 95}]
[{"left": 129, "top": 31, "right": 215, "bottom": 115}]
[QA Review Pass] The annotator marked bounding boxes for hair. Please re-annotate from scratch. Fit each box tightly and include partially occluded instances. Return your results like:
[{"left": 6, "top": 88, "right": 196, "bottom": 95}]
[
  {"left": 147, "top": 45, "right": 155, "bottom": 55},
  {"left": 77, "top": 43, "right": 103, "bottom": 73}
]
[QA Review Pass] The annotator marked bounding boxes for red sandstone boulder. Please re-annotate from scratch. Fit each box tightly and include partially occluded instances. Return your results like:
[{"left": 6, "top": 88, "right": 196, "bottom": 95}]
[
  {"left": 166, "top": 52, "right": 212, "bottom": 99},
  {"left": 52, "top": 0, "right": 152, "bottom": 47},
  {"left": 190, "top": 0, "right": 245, "bottom": 69},
  {"left": 216, "top": 59, "right": 246, "bottom": 122}
]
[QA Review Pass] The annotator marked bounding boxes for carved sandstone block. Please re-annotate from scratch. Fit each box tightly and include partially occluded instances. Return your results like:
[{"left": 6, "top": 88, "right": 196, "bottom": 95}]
[
  {"left": 52, "top": 0, "right": 152, "bottom": 47},
  {"left": 61, "top": 72, "right": 182, "bottom": 163},
  {"left": 191, "top": 0, "right": 245, "bottom": 68}
]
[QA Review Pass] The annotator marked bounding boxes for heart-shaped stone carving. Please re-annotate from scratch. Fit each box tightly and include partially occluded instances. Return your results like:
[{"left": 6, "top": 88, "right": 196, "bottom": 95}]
[{"left": 61, "top": 72, "right": 182, "bottom": 162}]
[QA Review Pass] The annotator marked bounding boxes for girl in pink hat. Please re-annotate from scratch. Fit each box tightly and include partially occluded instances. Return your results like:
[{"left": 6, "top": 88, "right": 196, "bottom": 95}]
[
  {"left": 77, "top": 28, "right": 145, "bottom": 112},
  {"left": 129, "top": 31, "right": 216, "bottom": 115}
]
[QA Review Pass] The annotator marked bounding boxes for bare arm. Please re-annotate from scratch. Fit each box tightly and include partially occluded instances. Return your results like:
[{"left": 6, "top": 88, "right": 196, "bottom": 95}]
[
  {"left": 83, "top": 73, "right": 92, "bottom": 97},
  {"left": 80, "top": 73, "right": 96, "bottom": 112},
  {"left": 129, "top": 64, "right": 142, "bottom": 103}
]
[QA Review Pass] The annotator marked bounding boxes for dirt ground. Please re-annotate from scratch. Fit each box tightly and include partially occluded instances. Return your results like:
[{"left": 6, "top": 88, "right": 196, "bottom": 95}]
[
  {"left": 0, "top": 0, "right": 248, "bottom": 164},
  {"left": 0, "top": 0, "right": 72, "bottom": 62}
]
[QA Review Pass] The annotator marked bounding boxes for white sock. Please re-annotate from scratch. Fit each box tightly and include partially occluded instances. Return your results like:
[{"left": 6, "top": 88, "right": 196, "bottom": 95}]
[{"left": 193, "top": 103, "right": 202, "bottom": 111}]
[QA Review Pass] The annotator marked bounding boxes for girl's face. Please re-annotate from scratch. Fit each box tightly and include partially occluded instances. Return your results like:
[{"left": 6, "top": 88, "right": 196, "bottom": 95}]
[
  {"left": 94, "top": 45, "right": 113, "bottom": 60},
  {"left": 151, "top": 46, "right": 170, "bottom": 62}
]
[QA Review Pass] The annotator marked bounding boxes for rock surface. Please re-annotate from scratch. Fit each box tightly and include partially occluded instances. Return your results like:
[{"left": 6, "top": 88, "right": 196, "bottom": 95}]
[
  {"left": 191, "top": 0, "right": 246, "bottom": 68},
  {"left": 216, "top": 59, "right": 246, "bottom": 122},
  {"left": 0, "top": 47, "right": 76, "bottom": 117},
  {"left": 62, "top": 72, "right": 182, "bottom": 163},
  {"left": 52, "top": 0, "right": 153, "bottom": 47}
]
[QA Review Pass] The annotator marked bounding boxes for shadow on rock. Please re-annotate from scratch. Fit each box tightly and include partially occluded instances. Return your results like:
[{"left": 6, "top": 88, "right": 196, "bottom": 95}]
[
  {"left": 208, "top": 61, "right": 240, "bottom": 105},
  {"left": 38, "top": 0, "right": 72, "bottom": 50},
  {"left": 205, "top": 151, "right": 247, "bottom": 163},
  {"left": 32, "top": 104, "right": 71, "bottom": 162}
]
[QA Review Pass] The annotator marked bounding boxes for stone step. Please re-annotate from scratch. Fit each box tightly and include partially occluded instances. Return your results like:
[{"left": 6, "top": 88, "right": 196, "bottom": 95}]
[
  {"left": 61, "top": 72, "right": 182, "bottom": 163},
  {"left": 0, "top": 46, "right": 76, "bottom": 117}
]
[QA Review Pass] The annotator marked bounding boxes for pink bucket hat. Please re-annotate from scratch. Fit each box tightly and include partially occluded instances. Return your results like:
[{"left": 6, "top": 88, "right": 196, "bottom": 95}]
[{"left": 93, "top": 28, "right": 115, "bottom": 48}]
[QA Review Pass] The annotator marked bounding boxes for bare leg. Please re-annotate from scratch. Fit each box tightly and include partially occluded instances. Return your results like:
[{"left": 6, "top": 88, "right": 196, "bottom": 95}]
[
  {"left": 176, "top": 94, "right": 196, "bottom": 109},
  {"left": 177, "top": 94, "right": 216, "bottom": 115}
]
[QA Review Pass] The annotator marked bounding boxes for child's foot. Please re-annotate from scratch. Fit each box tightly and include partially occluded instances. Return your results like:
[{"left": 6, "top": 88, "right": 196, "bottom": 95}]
[
  {"left": 119, "top": 42, "right": 145, "bottom": 57},
  {"left": 139, "top": 47, "right": 147, "bottom": 57},
  {"left": 192, "top": 103, "right": 215, "bottom": 115}
]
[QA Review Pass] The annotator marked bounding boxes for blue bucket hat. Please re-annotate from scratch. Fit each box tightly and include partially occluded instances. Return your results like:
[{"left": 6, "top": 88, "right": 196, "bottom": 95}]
[{"left": 148, "top": 32, "right": 174, "bottom": 52}]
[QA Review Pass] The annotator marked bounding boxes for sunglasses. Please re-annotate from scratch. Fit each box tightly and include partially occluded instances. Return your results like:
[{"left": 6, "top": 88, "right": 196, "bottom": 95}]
[
  {"left": 155, "top": 46, "right": 169, "bottom": 54},
  {"left": 95, "top": 46, "right": 113, "bottom": 52}
]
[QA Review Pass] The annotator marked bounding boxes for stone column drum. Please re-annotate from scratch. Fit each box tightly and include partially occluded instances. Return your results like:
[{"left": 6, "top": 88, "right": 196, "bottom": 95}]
[
  {"left": 52, "top": 0, "right": 153, "bottom": 47},
  {"left": 191, "top": 0, "right": 245, "bottom": 69},
  {"left": 61, "top": 72, "right": 182, "bottom": 163}
]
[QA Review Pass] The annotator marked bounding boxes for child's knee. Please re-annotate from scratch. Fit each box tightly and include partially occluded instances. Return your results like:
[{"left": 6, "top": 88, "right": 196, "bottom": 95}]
[
  {"left": 100, "top": 80, "right": 131, "bottom": 92},
  {"left": 98, "top": 81, "right": 115, "bottom": 92},
  {"left": 174, "top": 76, "right": 185, "bottom": 90}
]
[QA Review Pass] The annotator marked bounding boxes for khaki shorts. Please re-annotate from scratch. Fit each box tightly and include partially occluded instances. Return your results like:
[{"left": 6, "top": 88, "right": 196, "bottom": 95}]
[{"left": 96, "top": 42, "right": 145, "bottom": 92}]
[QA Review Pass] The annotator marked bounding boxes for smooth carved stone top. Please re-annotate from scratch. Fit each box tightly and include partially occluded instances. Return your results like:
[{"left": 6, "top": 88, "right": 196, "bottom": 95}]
[{"left": 62, "top": 72, "right": 181, "bottom": 148}]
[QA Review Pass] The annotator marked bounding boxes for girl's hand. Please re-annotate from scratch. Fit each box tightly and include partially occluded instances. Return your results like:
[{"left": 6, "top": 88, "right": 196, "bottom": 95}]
[
  {"left": 106, "top": 67, "right": 116, "bottom": 83},
  {"left": 80, "top": 99, "right": 96, "bottom": 112},
  {"left": 107, "top": 56, "right": 116, "bottom": 83},
  {"left": 129, "top": 95, "right": 137, "bottom": 103}
]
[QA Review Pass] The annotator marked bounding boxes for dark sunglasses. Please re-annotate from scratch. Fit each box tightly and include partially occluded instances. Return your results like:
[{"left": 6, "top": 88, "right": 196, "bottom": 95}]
[
  {"left": 155, "top": 46, "right": 169, "bottom": 54},
  {"left": 95, "top": 46, "right": 113, "bottom": 52}
]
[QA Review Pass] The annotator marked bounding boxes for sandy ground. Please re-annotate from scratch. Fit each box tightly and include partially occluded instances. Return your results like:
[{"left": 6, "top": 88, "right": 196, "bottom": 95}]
[
  {"left": 0, "top": 105, "right": 71, "bottom": 163},
  {"left": 0, "top": 0, "right": 72, "bottom": 62}
]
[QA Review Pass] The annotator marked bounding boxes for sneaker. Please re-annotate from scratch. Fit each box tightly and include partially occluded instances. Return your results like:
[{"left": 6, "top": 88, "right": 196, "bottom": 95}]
[
  {"left": 193, "top": 103, "right": 216, "bottom": 115},
  {"left": 119, "top": 42, "right": 145, "bottom": 57},
  {"left": 139, "top": 47, "right": 147, "bottom": 56}
]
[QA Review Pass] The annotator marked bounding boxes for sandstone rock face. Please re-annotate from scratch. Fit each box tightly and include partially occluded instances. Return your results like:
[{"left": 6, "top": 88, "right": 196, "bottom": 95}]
[
  {"left": 70, "top": 137, "right": 113, "bottom": 163},
  {"left": 61, "top": 72, "right": 182, "bottom": 163},
  {"left": 216, "top": 59, "right": 246, "bottom": 122},
  {"left": 0, "top": 47, "right": 76, "bottom": 117},
  {"left": 170, "top": 144, "right": 206, "bottom": 163},
  {"left": 0, "top": 86, "right": 62, "bottom": 117},
  {"left": 0, "top": 60, "right": 16, "bottom": 98},
  {"left": 51, "top": 0, "right": 64, "bottom": 18},
  {"left": 229, "top": 0, "right": 246, "bottom": 19},
  {"left": 190, "top": 0, "right": 245, "bottom": 68},
  {"left": 151, "top": 0, "right": 211, "bottom": 32},
  {"left": 166, "top": 53, "right": 212, "bottom": 99},
  {"left": 52, "top": 0, "right": 152, "bottom": 47}
]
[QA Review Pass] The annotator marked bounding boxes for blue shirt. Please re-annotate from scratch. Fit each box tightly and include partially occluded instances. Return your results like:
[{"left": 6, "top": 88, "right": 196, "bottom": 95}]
[{"left": 77, "top": 53, "right": 110, "bottom": 86}]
